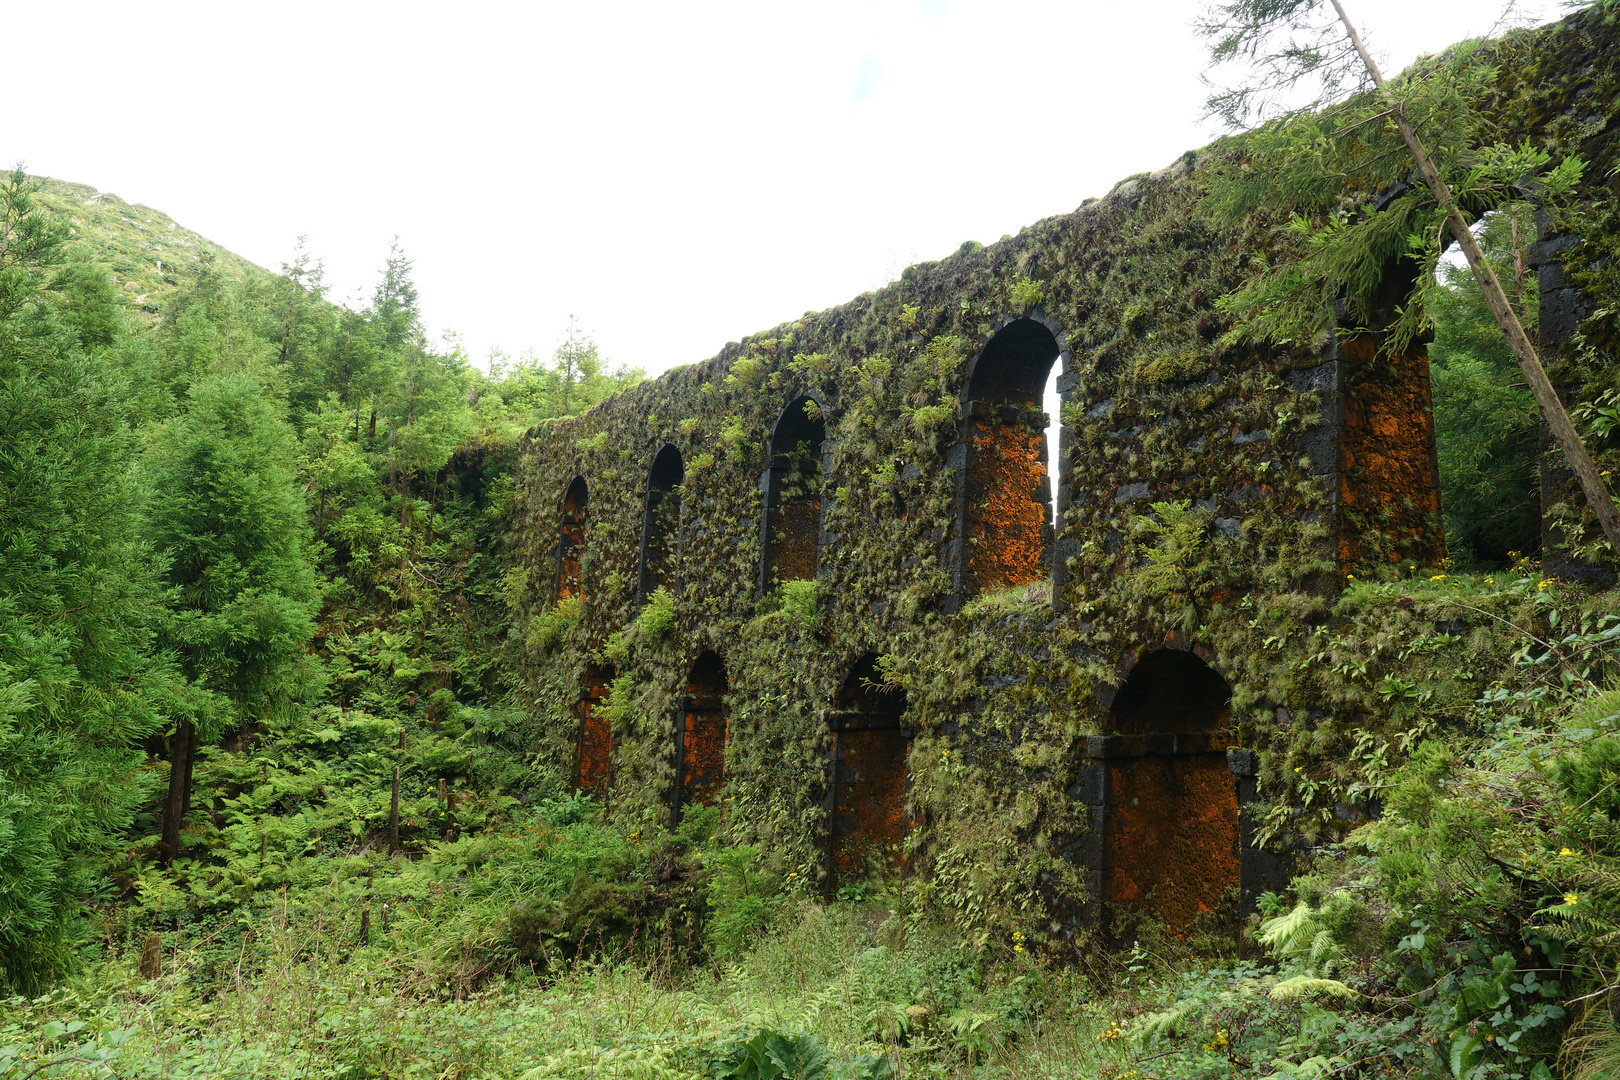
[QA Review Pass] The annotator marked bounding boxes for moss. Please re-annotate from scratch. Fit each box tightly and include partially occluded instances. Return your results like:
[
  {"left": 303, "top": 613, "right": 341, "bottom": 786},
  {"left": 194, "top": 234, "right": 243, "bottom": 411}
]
[{"left": 502, "top": 5, "right": 1620, "bottom": 953}]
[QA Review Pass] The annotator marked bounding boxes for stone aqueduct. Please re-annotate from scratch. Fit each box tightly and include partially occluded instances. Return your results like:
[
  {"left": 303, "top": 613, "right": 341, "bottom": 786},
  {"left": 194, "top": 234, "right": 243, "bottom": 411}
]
[{"left": 510, "top": 9, "right": 1620, "bottom": 942}]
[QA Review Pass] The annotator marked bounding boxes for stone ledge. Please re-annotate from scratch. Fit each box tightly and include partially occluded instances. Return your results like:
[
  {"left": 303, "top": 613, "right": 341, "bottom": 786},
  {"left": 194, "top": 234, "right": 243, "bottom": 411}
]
[{"left": 1080, "top": 732, "right": 1231, "bottom": 758}]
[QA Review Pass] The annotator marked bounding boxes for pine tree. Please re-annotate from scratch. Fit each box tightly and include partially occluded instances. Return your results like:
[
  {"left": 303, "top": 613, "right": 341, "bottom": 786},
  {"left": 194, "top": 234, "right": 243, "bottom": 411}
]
[
  {"left": 0, "top": 169, "right": 169, "bottom": 988},
  {"left": 143, "top": 375, "right": 318, "bottom": 866}
]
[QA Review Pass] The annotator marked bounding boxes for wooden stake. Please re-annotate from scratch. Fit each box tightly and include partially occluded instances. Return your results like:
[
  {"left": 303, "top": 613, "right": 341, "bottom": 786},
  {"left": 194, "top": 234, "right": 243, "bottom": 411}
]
[
  {"left": 358, "top": 907, "right": 370, "bottom": 946},
  {"left": 138, "top": 933, "right": 162, "bottom": 981},
  {"left": 389, "top": 767, "right": 401, "bottom": 856}
]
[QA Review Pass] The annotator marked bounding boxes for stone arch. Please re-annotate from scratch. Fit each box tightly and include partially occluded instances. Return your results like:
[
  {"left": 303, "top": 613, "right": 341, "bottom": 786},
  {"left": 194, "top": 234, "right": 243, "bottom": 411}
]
[
  {"left": 557, "top": 474, "right": 588, "bottom": 602},
  {"left": 575, "top": 663, "right": 614, "bottom": 799},
  {"left": 759, "top": 394, "right": 827, "bottom": 592},
  {"left": 673, "top": 650, "right": 728, "bottom": 826},
  {"left": 825, "top": 651, "right": 910, "bottom": 891},
  {"left": 948, "top": 315, "right": 1065, "bottom": 610},
  {"left": 637, "top": 443, "right": 683, "bottom": 601},
  {"left": 1091, "top": 646, "right": 1239, "bottom": 933},
  {"left": 1107, "top": 647, "right": 1232, "bottom": 734}
]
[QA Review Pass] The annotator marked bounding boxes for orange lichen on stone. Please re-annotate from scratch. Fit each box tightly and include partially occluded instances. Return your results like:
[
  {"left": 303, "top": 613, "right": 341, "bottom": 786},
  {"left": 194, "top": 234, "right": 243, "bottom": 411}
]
[
  {"left": 968, "top": 423, "right": 1048, "bottom": 591},
  {"left": 829, "top": 728, "right": 908, "bottom": 876},
  {"left": 771, "top": 496, "right": 821, "bottom": 582},
  {"left": 681, "top": 661, "right": 727, "bottom": 807},
  {"left": 1337, "top": 335, "right": 1445, "bottom": 568},
  {"left": 1104, "top": 753, "right": 1239, "bottom": 930},
  {"left": 576, "top": 668, "right": 613, "bottom": 794}
]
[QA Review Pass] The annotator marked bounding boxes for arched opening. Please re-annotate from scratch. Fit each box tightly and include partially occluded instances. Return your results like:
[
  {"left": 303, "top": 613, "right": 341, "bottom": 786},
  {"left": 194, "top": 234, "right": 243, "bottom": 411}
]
[
  {"left": 1100, "top": 648, "right": 1238, "bottom": 932},
  {"left": 1108, "top": 649, "right": 1231, "bottom": 734},
  {"left": 575, "top": 664, "right": 614, "bottom": 799},
  {"left": 673, "top": 650, "right": 727, "bottom": 825},
  {"left": 558, "top": 475, "right": 587, "bottom": 602},
  {"left": 760, "top": 396, "right": 826, "bottom": 591},
  {"left": 825, "top": 652, "right": 910, "bottom": 891},
  {"left": 953, "top": 318, "right": 1062, "bottom": 604},
  {"left": 637, "top": 444, "right": 683, "bottom": 601}
]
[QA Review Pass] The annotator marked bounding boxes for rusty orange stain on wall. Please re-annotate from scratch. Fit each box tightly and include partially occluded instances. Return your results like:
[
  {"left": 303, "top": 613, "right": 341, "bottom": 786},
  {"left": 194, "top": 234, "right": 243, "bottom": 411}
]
[
  {"left": 576, "top": 666, "right": 613, "bottom": 794},
  {"left": 1337, "top": 334, "right": 1445, "bottom": 568},
  {"left": 828, "top": 727, "right": 908, "bottom": 877},
  {"left": 968, "top": 423, "right": 1048, "bottom": 591},
  {"left": 680, "top": 660, "right": 728, "bottom": 808},
  {"left": 1105, "top": 753, "right": 1239, "bottom": 929}
]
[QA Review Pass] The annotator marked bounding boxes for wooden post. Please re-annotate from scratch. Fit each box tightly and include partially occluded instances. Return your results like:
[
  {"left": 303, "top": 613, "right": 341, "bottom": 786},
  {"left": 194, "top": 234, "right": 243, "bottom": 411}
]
[
  {"left": 389, "top": 767, "right": 401, "bottom": 855},
  {"left": 358, "top": 907, "right": 370, "bottom": 946},
  {"left": 138, "top": 933, "right": 162, "bottom": 981},
  {"left": 381, "top": 902, "right": 390, "bottom": 933}
]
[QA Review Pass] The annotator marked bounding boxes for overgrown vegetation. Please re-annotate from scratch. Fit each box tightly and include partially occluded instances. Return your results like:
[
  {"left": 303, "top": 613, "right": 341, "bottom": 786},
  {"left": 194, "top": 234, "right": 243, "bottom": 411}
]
[
  {"left": 1429, "top": 210, "right": 1541, "bottom": 567},
  {"left": 6, "top": 4, "right": 1620, "bottom": 1077},
  {"left": 0, "top": 166, "right": 642, "bottom": 994}
]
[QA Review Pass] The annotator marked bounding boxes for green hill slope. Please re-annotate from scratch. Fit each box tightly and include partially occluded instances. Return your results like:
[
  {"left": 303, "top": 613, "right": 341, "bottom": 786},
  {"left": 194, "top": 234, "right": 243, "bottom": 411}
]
[{"left": 29, "top": 174, "right": 274, "bottom": 317}]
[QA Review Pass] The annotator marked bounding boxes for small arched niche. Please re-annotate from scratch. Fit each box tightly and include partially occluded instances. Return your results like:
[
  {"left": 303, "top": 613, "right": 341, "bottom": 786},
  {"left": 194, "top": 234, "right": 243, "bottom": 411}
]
[
  {"left": 759, "top": 395, "right": 826, "bottom": 592},
  {"left": 825, "top": 652, "right": 910, "bottom": 890},
  {"left": 637, "top": 444, "right": 683, "bottom": 601},
  {"left": 575, "top": 664, "right": 615, "bottom": 799},
  {"left": 954, "top": 317, "right": 1063, "bottom": 604},
  {"left": 1108, "top": 649, "right": 1232, "bottom": 734},
  {"left": 673, "top": 650, "right": 728, "bottom": 825},
  {"left": 558, "top": 475, "right": 588, "bottom": 602}
]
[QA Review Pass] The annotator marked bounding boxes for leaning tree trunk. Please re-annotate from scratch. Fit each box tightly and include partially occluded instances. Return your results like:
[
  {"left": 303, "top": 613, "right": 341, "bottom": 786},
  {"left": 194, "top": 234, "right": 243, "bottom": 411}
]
[{"left": 1328, "top": 0, "right": 1620, "bottom": 560}]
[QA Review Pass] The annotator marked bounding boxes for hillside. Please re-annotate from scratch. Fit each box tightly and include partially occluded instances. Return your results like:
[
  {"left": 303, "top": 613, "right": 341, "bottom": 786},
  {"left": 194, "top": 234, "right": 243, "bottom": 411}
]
[{"left": 29, "top": 174, "right": 275, "bottom": 317}]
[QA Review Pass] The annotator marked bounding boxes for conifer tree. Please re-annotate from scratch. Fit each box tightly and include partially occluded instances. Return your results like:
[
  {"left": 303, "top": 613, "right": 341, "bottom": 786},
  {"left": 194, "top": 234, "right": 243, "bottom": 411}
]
[
  {"left": 1198, "top": 0, "right": 1620, "bottom": 557},
  {"left": 143, "top": 375, "right": 317, "bottom": 866},
  {"left": 0, "top": 169, "right": 168, "bottom": 987}
]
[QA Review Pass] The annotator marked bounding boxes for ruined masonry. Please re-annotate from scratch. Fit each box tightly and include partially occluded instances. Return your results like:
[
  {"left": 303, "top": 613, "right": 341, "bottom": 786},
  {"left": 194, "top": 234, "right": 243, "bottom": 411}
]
[{"left": 510, "top": 8, "right": 1620, "bottom": 948}]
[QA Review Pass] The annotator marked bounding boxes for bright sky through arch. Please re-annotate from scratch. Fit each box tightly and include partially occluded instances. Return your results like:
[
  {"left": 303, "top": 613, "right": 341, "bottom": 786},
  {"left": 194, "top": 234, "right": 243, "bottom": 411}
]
[{"left": 2, "top": 0, "right": 1567, "bottom": 377}]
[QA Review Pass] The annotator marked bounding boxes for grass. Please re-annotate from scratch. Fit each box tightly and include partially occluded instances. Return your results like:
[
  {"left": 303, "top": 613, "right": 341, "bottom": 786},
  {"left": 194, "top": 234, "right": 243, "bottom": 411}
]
[{"left": 1, "top": 893, "right": 1144, "bottom": 1079}]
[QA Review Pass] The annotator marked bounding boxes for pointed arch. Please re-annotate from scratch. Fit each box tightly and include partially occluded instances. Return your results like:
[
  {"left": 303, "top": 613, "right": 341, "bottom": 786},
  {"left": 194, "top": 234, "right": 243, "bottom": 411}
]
[
  {"left": 558, "top": 475, "right": 588, "bottom": 602},
  {"left": 949, "top": 316, "right": 1064, "bottom": 608},
  {"left": 637, "top": 443, "right": 683, "bottom": 601},
  {"left": 759, "top": 395, "right": 827, "bottom": 592},
  {"left": 673, "top": 650, "right": 728, "bottom": 825},
  {"left": 825, "top": 652, "right": 910, "bottom": 891}
]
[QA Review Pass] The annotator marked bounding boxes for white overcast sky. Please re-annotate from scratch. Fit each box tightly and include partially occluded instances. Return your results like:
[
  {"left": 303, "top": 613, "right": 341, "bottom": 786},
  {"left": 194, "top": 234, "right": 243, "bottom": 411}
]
[{"left": 5, "top": 0, "right": 1567, "bottom": 378}]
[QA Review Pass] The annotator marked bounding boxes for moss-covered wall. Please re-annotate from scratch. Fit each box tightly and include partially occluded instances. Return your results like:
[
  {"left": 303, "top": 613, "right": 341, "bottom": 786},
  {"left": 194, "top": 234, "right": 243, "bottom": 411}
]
[{"left": 507, "top": 7, "right": 1620, "bottom": 954}]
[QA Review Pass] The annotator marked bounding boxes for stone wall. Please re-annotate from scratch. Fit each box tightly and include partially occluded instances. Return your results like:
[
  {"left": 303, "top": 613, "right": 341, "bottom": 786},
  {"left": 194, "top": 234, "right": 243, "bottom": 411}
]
[{"left": 506, "top": 7, "right": 1620, "bottom": 951}]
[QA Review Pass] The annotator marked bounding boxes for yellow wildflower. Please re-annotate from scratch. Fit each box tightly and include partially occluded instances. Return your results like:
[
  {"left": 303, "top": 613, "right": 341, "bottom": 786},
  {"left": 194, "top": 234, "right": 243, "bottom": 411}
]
[
  {"left": 1429, "top": 574, "right": 1446, "bottom": 582},
  {"left": 1561, "top": 847, "right": 1574, "bottom": 857},
  {"left": 1566, "top": 893, "right": 1581, "bottom": 906}
]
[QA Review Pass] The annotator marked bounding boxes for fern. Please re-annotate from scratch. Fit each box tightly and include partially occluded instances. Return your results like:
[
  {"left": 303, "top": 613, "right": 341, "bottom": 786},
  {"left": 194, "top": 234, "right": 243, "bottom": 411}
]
[{"left": 1269, "top": 976, "right": 1357, "bottom": 1001}]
